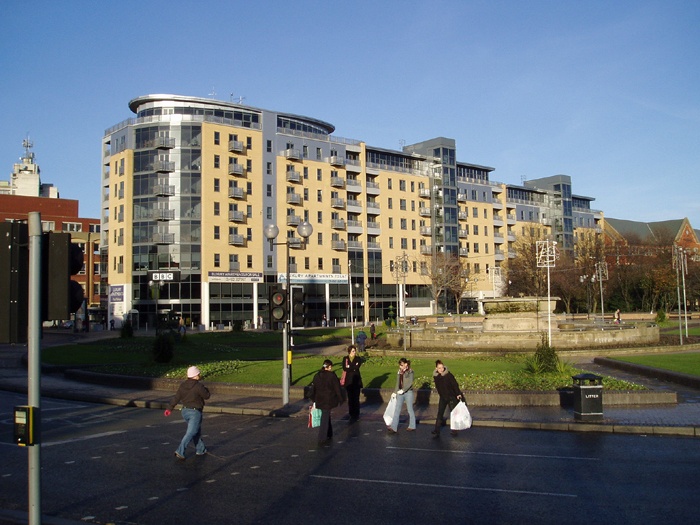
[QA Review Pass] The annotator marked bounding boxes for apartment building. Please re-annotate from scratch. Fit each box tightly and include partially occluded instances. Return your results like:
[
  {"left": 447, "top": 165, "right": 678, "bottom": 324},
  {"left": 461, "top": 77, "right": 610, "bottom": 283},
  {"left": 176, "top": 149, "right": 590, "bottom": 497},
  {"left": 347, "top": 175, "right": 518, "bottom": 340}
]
[{"left": 102, "top": 94, "right": 602, "bottom": 329}]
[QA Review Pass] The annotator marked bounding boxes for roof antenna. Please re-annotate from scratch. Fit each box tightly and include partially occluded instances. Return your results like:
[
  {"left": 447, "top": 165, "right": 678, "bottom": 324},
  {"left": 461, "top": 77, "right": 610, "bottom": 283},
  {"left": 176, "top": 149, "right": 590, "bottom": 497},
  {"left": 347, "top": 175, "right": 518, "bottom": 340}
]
[{"left": 208, "top": 87, "right": 217, "bottom": 98}]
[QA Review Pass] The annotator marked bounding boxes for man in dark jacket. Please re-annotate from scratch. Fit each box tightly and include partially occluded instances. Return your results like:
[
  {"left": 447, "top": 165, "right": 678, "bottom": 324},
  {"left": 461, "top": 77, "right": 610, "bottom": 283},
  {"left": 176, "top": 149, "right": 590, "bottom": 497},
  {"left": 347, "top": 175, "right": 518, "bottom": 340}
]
[
  {"left": 311, "top": 359, "right": 344, "bottom": 445},
  {"left": 432, "top": 359, "right": 463, "bottom": 438},
  {"left": 164, "top": 366, "right": 211, "bottom": 459}
]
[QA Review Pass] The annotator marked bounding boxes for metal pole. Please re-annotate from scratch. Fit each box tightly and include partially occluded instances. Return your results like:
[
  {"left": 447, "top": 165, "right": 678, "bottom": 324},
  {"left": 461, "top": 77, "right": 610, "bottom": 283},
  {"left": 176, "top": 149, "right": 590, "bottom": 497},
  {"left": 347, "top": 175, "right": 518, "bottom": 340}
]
[
  {"left": 283, "top": 241, "right": 291, "bottom": 405},
  {"left": 681, "top": 248, "right": 689, "bottom": 338},
  {"left": 547, "top": 263, "right": 552, "bottom": 346},
  {"left": 598, "top": 263, "right": 605, "bottom": 323},
  {"left": 27, "top": 212, "right": 42, "bottom": 525},
  {"left": 349, "top": 259, "right": 354, "bottom": 342},
  {"left": 675, "top": 246, "right": 683, "bottom": 345}
]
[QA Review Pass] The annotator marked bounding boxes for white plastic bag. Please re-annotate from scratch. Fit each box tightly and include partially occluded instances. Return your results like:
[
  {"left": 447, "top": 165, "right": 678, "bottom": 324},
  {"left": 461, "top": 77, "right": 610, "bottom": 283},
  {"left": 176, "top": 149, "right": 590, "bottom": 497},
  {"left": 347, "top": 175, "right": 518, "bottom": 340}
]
[
  {"left": 450, "top": 401, "right": 472, "bottom": 430},
  {"left": 383, "top": 395, "right": 397, "bottom": 426}
]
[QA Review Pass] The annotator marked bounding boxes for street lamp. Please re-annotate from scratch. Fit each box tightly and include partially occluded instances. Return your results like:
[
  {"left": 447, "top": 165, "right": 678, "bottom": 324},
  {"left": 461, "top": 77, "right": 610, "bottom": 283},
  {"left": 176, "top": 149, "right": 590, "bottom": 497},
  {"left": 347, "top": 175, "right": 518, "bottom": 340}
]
[
  {"left": 148, "top": 279, "right": 164, "bottom": 334},
  {"left": 264, "top": 221, "right": 313, "bottom": 406}
]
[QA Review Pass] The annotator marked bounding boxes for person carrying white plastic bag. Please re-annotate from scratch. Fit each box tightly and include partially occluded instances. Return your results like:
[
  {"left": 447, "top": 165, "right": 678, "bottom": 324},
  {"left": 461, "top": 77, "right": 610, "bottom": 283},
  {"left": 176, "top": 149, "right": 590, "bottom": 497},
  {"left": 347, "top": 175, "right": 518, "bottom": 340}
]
[
  {"left": 383, "top": 393, "right": 397, "bottom": 426},
  {"left": 432, "top": 359, "right": 465, "bottom": 437},
  {"left": 450, "top": 400, "right": 472, "bottom": 431}
]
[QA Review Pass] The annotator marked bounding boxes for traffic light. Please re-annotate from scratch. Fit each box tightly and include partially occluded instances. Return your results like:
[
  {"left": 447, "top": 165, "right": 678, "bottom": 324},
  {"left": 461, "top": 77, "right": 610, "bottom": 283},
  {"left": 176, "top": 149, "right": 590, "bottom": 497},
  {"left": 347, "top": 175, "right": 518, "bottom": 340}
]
[
  {"left": 0, "top": 223, "right": 29, "bottom": 344},
  {"left": 268, "top": 286, "right": 288, "bottom": 327},
  {"left": 42, "top": 232, "right": 85, "bottom": 321},
  {"left": 290, "top": 286, "right": 305, "bottom": 329}
]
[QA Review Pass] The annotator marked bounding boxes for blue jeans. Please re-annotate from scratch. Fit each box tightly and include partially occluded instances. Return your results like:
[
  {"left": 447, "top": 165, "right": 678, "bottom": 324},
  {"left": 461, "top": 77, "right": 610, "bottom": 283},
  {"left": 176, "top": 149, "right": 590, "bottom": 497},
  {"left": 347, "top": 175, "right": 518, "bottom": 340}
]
[
  {"left": 390, "top": 390, "right": 416, "bottom": 432},
  {"left": 176, "top": 408, "right": 206, "bottom": 457}
]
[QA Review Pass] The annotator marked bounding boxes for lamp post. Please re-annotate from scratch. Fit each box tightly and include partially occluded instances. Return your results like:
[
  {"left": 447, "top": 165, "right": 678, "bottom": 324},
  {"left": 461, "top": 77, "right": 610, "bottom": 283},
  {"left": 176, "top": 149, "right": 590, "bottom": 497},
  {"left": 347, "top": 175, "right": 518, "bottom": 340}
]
[
  {"left": 264, "top": 221, "right": 313, "bottom": 406},
  {"left": 148, "top": 279, "right": 164, "bottom": 334},
  {"left": 348, "top": 259, "right": 354, "bottom": 342},
  {"left": 536, "top": 240, "right": 558, "bottom": 346}
]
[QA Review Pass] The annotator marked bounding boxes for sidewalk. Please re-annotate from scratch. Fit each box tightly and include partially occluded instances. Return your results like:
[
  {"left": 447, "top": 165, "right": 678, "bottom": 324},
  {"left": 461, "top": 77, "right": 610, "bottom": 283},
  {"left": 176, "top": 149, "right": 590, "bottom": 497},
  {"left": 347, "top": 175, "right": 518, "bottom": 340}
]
[{"left": 1, "top": 332, "right": 699, "bottom": 437}]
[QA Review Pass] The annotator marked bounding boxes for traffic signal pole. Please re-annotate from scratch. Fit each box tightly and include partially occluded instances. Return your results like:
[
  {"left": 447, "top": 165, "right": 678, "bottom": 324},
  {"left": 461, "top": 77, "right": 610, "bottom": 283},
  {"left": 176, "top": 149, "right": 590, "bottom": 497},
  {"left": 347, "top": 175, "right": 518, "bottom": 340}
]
[{"left": 27, "top": 212, "right": 42, "bottom": 525}]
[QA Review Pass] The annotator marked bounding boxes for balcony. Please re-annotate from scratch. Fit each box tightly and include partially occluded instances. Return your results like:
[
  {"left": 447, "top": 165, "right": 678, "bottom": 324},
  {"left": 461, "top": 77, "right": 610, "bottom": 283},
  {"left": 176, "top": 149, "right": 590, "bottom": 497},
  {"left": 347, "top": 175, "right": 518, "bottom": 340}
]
[
  {"left": 347, "top": 220, "right": 363, "bottom": 233},
  {"left": 228, "top": 234, "right": 245, "bottom": 246},
  {"left": 229, "top": 210, "right": 245, "bottom": 222},
  {"left": 457, "top": 193, "right": 467, "bottom": 202},
  {"left": 346, "top": 179, "right": 362, "bottom": 192},
  {"left": 420, "top": 245, "right": 432, "bottom": 255},
  {"left": 284, "top": 148, "right": 301, "bottom": 160},
  {"left": 116, "top": 235, "right": 124, "bottom": 246},
  {"left": 155, "top": 137, "right": 175, "bottom": 149},
  {"left": 494, "top": 234, "right": 505, "bottom": 244},
  {"left": 152, "top": 209, "right": 175, "bottom": 221},
  {"left": 459, "top": 248, "right": 469, "bottom": 257},
  {"left": 332, "top": 264, "right": 342, "bottom": 273},
  {"left": 152, "top": 233, "right": 175, "bottom": 244},
  {"left": 367, "top": 221, "right": 380, "bottom": 233},
  {"left": 458, "top": 211, "right": 468, "bottom": 220},
  {"left": 154, "top": 160, "right": 175, "bottom": 172},
  {"left": 420, "top": 226, "right": 432, "bottom": 236},
  {"left": 286, "top": 193, "right": 302, "bottom": 205},
  {"left": 332, "top": 240, "right": 347, "bottom": 251},
  {"left": 367, "top": 241, "right": 381, "bottom": 250},
  {"left": 348, "top": 241, "right": 362, "bottom": 250},
  {"left": 494, "top": 249, "right": 505, "bottom": 261},
  {"left": 347, "top": 199, "right": 362, "bottom": 212},
  {"left": 229, "top": 187, "right": 245, "bottom": 199},
  {"left": 332, "top": 219, "right": 346, "bottom": 230},
  {"left": 366, "top": 201, "right": 380, "bottom": 214},
  {"left": 330, "top": 176, "right": 345, "bottom": 188},
  {"left": 419, "top": 207, "right": 432, "bottom": 217},
  {"left": 366, "top": 181, "right": 380, "bottom": 194},
  {"left": 419, "top": 188, "right": 432, "bottom": 198},
  {"left": 331, "top": 197, "right": 346, "bottom": 209},
  {"left": 287, "top": 214, "right": 301, "bottom": 226},
  {"left": 493, "top": 215, "right": 504, "bottom": 227},
  {"left": 228, "top": 140, "right": 244, "bottom": 153},
  {"left": 153, "top": 184, "right": 175, "bottom": 196},
  {"left": 329, "top": 155, "right": 346, "bottom": 167},
  {"left": 228, "top": 163, "right": 245, "bottom": 176},
  {"left": 286, "top": 170, "right": 301, "bottom": 183},
  {"left": 229, "top": 262, "right": 241, "bottom": 272}
]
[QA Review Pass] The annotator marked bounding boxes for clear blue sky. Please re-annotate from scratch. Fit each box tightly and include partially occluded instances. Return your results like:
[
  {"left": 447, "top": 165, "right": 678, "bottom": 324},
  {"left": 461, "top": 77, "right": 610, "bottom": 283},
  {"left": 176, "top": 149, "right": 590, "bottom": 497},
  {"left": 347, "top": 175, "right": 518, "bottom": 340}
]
[{"left": 1, "top": 0, "right": 698, "bottom": 227}]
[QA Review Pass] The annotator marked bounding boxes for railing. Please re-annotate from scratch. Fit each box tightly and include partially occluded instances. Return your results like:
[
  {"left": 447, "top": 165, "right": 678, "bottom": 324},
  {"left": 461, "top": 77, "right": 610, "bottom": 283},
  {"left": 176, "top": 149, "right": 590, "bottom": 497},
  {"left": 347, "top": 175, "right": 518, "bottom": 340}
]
[
  {"left": 228, "top": 234, "right": 245, "bottom": 246},
  {"left": 229, "top": 210, "right": 245, "bottom": 222},
  {"left": 228, "top": 140, "right": 244, "bottom": 153},
  {"left": 332, "top": 240, "right": 347, "bottom": 251},
  {"left": 228, "top": 163, "right": 245, "bottom": 176},
  {"left": 229, "top": 187, "right": 245, "bottom": 199},
  {"left": 330, "top": 176, "right": 346, "bottom": 188},
  {"left": 286, "top": 170, "right": 301, "bottom": 183}
]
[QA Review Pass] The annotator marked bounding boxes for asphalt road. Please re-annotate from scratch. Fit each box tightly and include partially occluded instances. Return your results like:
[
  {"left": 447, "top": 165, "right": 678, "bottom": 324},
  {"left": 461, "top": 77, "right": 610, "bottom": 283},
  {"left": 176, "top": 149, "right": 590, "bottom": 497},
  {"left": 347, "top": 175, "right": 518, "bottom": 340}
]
[{"left": 1, "top": 391, "right": 698, "bottom": 525}]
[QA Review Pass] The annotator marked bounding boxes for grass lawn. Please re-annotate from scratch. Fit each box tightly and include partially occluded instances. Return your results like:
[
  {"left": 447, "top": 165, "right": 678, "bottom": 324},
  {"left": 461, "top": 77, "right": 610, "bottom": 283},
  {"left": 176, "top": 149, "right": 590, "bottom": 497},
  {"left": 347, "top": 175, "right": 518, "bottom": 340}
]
[
  {"left": 41, "top": 329, "right": 645, "bottom": 391},
  {"left": 612, "top": 352, "right": 700, "bottom": 377}
]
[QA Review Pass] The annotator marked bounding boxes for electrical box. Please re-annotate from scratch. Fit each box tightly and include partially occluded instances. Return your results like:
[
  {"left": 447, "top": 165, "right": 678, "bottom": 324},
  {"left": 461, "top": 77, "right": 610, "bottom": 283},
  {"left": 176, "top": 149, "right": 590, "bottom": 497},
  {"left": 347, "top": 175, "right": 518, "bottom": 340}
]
[{"left": 14, "top": 406, "right": 37, "bottom": 446}]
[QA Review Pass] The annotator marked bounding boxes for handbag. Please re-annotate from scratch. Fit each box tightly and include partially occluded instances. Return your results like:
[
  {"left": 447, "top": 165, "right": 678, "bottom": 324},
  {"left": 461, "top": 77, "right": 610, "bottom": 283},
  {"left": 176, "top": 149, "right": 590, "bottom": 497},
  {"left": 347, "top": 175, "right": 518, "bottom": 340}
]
[
  {"left": 450, "top": 401, "right": 472, "bottom": 430},
  {"left": 309, "top": 403, "right": 322, "bottom": 428},
  {"left": 383, "top": 394, "right": 397, "bottom": 426},
  {"left": 340, "top": 370, "right": 347, "bottom": 386}
]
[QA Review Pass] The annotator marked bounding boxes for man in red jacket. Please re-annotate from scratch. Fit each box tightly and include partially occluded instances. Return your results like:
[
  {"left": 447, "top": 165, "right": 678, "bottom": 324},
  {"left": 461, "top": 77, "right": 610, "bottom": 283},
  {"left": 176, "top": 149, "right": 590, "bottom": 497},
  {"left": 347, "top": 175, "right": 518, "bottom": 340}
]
[
  {"left": 432, "top": 360, "right": 463, "bottom": 438},
  {"left": 164, "top": 366, "right": 211, "bottom": 459}
]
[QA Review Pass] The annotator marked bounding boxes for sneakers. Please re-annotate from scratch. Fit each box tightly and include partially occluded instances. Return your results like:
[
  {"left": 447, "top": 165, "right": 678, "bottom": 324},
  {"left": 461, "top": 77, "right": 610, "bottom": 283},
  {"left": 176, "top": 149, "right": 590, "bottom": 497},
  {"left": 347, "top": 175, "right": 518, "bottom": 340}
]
[
  {"left": 174, "top": 452, "right": 185, "bottom": 460},
  {"left": 387, "top": 427, "right": 397, "bottom": 434}
]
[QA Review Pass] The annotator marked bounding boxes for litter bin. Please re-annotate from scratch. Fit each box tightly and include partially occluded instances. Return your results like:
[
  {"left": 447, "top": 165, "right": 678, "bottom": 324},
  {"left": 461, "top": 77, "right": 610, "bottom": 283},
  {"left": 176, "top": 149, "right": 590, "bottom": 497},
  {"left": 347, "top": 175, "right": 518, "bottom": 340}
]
[{"left": 572, "top": 373, "right": 603, "bottom": 422}]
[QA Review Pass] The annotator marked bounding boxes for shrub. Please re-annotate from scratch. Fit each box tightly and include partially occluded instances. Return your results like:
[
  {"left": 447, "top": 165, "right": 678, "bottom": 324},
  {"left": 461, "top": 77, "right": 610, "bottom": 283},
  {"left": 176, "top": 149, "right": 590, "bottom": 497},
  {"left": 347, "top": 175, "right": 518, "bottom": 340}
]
[
  {"left": 153, "top": 333, "right": 175, "bottom": 363},
  {"left": 120, "top": 320, "right": 134, "bottom": 339},
  {"left": 655, "top": 310, "right": 667, "bottom": 324},
  {"left": 232, "top": 320, "right": 244, "bottom": 332},
  {"left": 525, "top": 332, "right": 560, "bottom": 374}
]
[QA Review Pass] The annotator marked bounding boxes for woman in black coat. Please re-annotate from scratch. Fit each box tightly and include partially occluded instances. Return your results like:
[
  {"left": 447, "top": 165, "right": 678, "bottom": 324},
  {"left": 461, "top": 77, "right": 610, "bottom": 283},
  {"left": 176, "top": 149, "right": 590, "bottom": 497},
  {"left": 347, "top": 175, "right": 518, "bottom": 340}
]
[
  {"left": 342, "top": 345, "right": 364, "bottom": 421},
  {"left": 432, "top": 359, "right": 464, "bottom": 437},
  {"left": 311, "top": 359, "right": 344, "bottom": 445}
]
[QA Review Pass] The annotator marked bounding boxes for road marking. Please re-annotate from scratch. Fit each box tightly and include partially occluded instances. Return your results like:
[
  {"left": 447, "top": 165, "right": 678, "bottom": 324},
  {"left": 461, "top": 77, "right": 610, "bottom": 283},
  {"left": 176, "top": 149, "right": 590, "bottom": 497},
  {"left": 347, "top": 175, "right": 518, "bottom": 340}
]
[
  {"left": 387, "top": 446, "right": 599, "bottom": 461},
  {"left": 42, "top": 430, "right": 127, "bottom": 447},
  {"left": 311, "top": 475, "right": 577, "bottom": 498}
]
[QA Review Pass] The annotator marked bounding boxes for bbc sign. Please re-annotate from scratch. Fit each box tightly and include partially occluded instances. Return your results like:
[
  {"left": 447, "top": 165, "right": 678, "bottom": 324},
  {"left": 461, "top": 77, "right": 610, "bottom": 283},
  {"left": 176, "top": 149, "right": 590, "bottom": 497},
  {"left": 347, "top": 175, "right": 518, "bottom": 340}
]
[{"left": 148, "top": 271, "right": 180, "bottom": 282}]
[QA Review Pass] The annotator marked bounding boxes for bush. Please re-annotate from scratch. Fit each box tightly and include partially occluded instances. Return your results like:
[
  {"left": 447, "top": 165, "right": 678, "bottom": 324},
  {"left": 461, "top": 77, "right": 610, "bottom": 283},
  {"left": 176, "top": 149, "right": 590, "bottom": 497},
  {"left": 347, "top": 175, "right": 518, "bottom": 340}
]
[
  {"left": 524, "top": 332, "right": 559, "bottom": 374},
  {"left": 153, "top": 333, "right": 175, "bottom": 363},
  {"left": 232, "top": 320, "right": 244, "bottom": 332},
  {"left": 655, "top": 310, "right": 667, "bottom": 324},
  {"left": 120, "top": 320, "right": 134, "bottom": 339}
]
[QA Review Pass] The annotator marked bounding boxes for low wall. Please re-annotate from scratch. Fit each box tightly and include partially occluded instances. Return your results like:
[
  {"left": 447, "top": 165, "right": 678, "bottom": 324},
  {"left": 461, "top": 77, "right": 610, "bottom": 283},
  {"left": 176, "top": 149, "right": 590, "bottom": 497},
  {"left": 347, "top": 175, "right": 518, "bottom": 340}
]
[{"left": 386, "top": 323, "right": 659, "bottom": 350}]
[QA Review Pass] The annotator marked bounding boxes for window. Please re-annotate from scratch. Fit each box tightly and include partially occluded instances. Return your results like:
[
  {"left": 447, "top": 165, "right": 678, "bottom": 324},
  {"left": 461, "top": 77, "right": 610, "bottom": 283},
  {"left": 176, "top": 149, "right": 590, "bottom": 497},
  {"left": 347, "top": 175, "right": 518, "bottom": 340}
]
[
  {"left": 247, "top": 182, "right": 252, "bottom": 195},
  {"left": 246, "top": 137, "right": 252, "bottom": 150},
  {"left": 267, "top": 184, "right": 272, "bottom": 197},
  {"left": 214, "top": 131, "right": 220, "bottom": 145},
  {"left": 317, "top": 211, "right": 322, "bottom": 223},
  {"left": 247, "top": 255, "right": 253, "bottom": 269},
  {"left": 214, "top": 179, "right": 220, "bottom": 192},
  {"left": 247, "top": 159, "right": 252, "bottom": 172},
  {"left": 303, "top": 145, "right": 308, "bottom": 158},
  {"left": 388, "top": 178, "right": 392, "bottom": 190},
  {"left": 317, "top": 189, "right": 322, "bottom": 202},
  {"left": 214, "top": 226, "right": 220, "bottom": 240},
  {"left": 484, "top": 209, "right": 488, "bottom": 219},
  {"left": 266, "top": 162, "right": 272, "bottom": 175},
  {"left": 318, "top": 257, "right": 323, "bottom": 270},
  {"left": 388, "top": 217, "right": 393, "bottom": 229},
  {"left": 305, "top": 257, "right": 310, "bottom": 270},
  {"left": 214, "top": 254, "right": 220, "bottom": 267},
  {"left": 471, "top": 189, "right": 477, "bottom": 200},
  {"left": 214, "top": 154, "right": 220, "bottom": 169},
  {"left": 401, "top": 238, "right": 407, "bottom": 249},
  {"left": 317, "top": 232, "right": 323, "bottom": 245},
  {"left": 472, "top": 207, "right": 478, "bottom": 218},
  {"left": 473, "top": 243, "right": 479, "bottom": 253},
  {"left": 247, "top": 205, "right": 252, "bottom": 218},
  {"left": 267, "top": 207, "right": 273, "bottom": 220},
  {"left": 400, "top": 199, "right": 407, "bottom": 210},
  {"left": 484, "top": 226, "right": 488, "bottom": 236},
  {"left": 389, "top": 237, "right": 394, "bottom": 249},
  {"left": 303, "top": 167, "right": 308, "bottom": 179},
  {"left": 267, "top": 255, "right": 273, "bottom": 268},
  {"left": 400, "top": 218, "right": 407, "bottom": 230},
  {"left": 214, "top": 202, "right": 220, "bottom": 216},
  {"left": 411, "top": 219, "right": 416, "bottom": 230},
  {"left": 247, "top": 228, "right": 252, "bottom": 242},
  {"left": 317, "top": 168, "right": 322, "bottom": 181},
  {"left": 399, "top": 180, "right": 406, "bottom": 191},
  {"left": 266, "top": 140, "right": 272, "bottom": 152},
  {"left": 410, "top": 181, "right": 415, "bottom": 192},
  {"left": 473, "top": 225, "right": 479, "bottom": 235},
  {"left": 388, "top": 198, "right": 393, "bottom": 210},
  {"left": 316, "top": 147, "right": 322, "bottom": 160}
]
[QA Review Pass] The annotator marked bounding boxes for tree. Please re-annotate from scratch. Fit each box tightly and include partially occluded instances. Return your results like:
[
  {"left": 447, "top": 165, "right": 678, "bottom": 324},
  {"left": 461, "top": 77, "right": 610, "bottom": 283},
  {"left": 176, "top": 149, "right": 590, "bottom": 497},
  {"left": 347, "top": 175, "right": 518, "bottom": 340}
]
[{"left": 420, "top": 252, "right": 464, "bottom": 314}]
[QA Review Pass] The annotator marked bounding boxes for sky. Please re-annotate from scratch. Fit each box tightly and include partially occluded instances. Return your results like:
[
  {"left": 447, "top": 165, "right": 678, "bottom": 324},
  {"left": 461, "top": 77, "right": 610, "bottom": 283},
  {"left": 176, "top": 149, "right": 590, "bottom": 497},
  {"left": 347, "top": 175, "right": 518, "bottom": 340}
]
[{"left": 1, "top": 0, "right": 698, "bottom": 227}]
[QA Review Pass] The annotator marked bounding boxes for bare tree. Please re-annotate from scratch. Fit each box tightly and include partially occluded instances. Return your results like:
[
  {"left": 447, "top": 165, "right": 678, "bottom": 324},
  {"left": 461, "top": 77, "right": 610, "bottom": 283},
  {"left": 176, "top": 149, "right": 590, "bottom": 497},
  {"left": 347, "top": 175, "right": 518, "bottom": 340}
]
[{"left": 421, "top": 252, "right": 464, "bottom": 314}]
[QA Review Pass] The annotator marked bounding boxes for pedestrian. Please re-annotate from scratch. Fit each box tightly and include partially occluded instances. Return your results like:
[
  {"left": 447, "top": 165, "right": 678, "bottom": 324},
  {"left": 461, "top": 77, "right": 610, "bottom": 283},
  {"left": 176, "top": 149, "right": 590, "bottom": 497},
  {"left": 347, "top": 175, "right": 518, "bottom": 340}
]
[
  {"left": 356, "top": 330, "right": 367, "bottom": 352},
  {"left": 342, "top": 345, "right": 364, "bottom": 422},
  {"left": 310, "top": 359, "right": 344, "bottom": 445},
  {"left": 387, "top": 358, "right": 416, "bottom": 433},
  {"left": 164, "top": 365, "right": 210, "bottom": 459},
  {"left": 370, "top": 322, "right": 376, "bottom": 340},
  {"left": 615, "top": 309, "right": 621, "bottom": 324},
  {"left": 431, "top": 359, "right": 464, "bottom": 438}
]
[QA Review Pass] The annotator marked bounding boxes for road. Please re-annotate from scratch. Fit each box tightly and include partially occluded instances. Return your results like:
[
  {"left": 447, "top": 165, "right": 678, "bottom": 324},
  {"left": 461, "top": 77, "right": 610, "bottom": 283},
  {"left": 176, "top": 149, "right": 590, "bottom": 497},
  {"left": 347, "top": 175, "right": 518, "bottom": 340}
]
[{"left": 1, "top": 391, "right": 698, "bottom": 524}]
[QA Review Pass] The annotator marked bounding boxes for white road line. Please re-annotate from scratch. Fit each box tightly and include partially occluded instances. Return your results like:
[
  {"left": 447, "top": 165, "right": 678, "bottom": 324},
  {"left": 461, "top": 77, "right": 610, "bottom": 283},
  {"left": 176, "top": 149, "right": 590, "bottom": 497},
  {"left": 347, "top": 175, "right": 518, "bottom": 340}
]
[
  {"left": 42, "top": 430, "right": 127, "bottom": 447},
  {"left": 387, "top": 446, "right": 599, "bottom": 461},
  {"left": 311, "top": 475, "right": 577, "bottom": 498}
]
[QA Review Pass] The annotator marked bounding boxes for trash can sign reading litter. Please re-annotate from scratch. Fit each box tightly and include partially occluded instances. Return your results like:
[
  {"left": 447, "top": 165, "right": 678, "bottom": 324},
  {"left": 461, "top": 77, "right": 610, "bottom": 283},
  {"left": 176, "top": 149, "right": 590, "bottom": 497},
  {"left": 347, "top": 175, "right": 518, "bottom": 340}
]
[{"left": 572, "top": 373, "right": 603, "bottom": 422}]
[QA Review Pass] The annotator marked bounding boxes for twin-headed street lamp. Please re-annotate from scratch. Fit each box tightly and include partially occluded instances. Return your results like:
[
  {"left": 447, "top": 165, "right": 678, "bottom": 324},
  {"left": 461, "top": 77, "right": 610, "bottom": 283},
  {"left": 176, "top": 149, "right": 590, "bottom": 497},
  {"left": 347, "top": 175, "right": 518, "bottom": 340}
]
[{"left": 264, "top": 221, "right": 313, "bottom": 406}]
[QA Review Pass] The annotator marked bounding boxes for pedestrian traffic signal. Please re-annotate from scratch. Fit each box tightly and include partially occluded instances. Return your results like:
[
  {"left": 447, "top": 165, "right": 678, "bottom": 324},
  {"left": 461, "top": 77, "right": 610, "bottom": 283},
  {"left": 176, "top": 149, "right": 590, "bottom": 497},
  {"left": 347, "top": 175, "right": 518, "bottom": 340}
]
[
  {"left": 42, "top": 233, "right": 85, "bottom": 321},
  {"left": 290, "top": 286, "right": 305, "bottom": 328},
  {"left": 268, "top": 286, "right": 288, "bottom": 327}
]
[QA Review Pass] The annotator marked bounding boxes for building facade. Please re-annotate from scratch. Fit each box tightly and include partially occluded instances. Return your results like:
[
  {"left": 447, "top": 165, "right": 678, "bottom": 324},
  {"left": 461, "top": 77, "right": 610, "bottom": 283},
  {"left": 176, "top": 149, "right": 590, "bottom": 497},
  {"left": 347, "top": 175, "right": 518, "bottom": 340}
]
[{"left": 102, "top": 94, "right": 603, "bottom": 329}]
